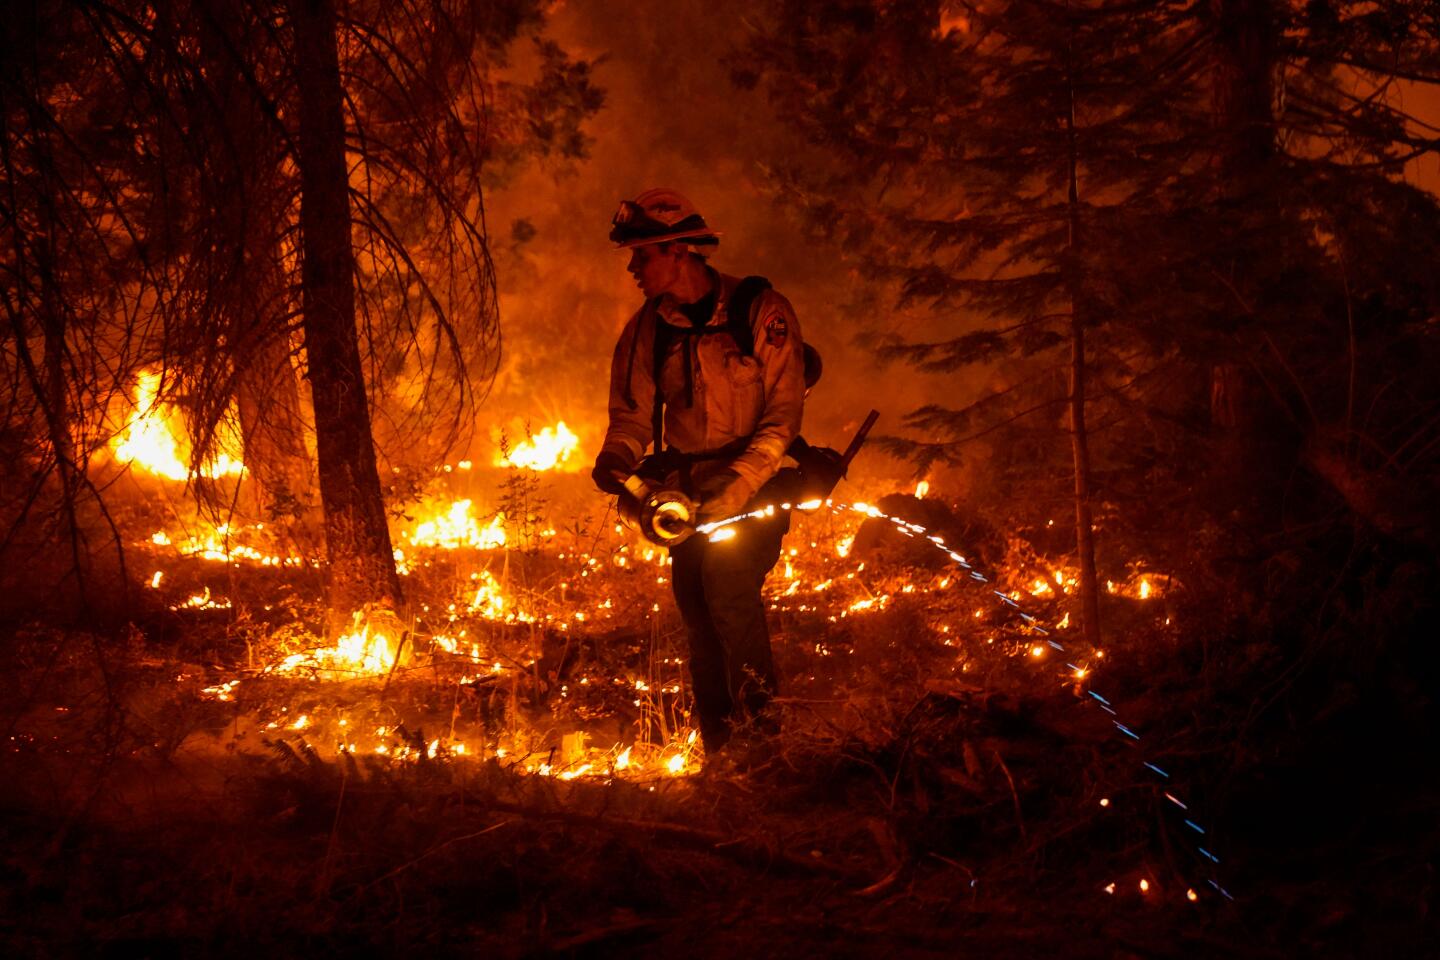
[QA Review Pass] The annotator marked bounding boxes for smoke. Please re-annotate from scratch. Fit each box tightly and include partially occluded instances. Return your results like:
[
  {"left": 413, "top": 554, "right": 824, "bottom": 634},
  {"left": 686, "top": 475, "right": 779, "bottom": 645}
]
[{"left": 481, "top": 0, "right": 958, "bottom": 484}]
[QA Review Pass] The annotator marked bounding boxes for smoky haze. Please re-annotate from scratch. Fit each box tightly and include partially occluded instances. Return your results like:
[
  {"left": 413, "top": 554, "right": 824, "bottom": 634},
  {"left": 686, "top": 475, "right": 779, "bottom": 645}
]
[{"left": 481, "top": 0, "right": 955, "bottom": 485}]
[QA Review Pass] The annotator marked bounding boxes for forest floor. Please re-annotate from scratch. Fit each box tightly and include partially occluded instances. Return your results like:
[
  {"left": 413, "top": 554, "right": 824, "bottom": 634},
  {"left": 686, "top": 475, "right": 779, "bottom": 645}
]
[{"left": 0, "top": 484, "right": 1434, "bottom": 958}]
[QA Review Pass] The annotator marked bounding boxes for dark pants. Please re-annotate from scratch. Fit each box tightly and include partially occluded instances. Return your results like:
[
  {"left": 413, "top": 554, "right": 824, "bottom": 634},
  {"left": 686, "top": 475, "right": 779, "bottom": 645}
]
[{"left": 669, "top": 508, "right": 788, "bottom": 753}]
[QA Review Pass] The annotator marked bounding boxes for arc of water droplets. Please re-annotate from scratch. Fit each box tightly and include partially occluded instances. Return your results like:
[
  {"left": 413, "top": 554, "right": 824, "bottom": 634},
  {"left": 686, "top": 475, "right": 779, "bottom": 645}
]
[{"left": 698, "top": 498, "right": 1234, "bottom": 901}]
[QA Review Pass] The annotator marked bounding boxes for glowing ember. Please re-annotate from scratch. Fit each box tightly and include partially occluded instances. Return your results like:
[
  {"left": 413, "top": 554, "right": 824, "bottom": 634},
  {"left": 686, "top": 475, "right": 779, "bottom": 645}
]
[
  {"left": 150, "top": 522, "right": 303, "bottom": 568},
  {"left": 914, "top": 480, "right": 929, "bottom": 498},
  {"left": 495, "top": 421, "right": 580, "bottom": 471},
  {"left": 170, "top": 586, "right": 233, "bottom": 610},
  {"left": 112, "top": 370, "right": 244, "bottom": 481},
  {"left": 201, "top": 679, "right": 240, "bottom": 702},
  {"left": 835, "top": 534, "right": 854, "bottom": 558}
]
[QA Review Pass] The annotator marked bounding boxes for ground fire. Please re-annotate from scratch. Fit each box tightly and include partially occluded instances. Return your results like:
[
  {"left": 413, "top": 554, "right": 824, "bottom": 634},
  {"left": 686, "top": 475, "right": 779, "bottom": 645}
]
[{"left": 4, "top": 0, "right": 1437, "bottom": 955}]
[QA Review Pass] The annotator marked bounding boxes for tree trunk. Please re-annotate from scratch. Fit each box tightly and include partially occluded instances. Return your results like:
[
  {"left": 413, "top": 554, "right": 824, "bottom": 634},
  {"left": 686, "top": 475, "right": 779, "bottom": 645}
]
[
  {"left": 1210, "top": 0, "right": 1277, "bottom": 181},
  {"left": 290, "top": 0, "right": 401, "bottom": 632},
  {"left": 1064, "top": 55, "right": 1103, "bottom": 651},
  {"left": 236, "top": 338, "right": 316, "bottom": 528},
  {"left": 196, "top": 3, "right": 316, "bottom": 540}
]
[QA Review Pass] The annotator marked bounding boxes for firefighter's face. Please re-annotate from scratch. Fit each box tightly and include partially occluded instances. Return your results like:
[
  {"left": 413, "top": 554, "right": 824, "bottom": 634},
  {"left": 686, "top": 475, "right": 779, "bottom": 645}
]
[{"left": 627, "top": 242, "right": 684, "bottom": 298}]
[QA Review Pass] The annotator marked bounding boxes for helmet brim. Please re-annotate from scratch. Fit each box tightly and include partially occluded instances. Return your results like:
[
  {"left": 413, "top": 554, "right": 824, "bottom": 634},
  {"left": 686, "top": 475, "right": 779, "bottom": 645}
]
[{"left": 612, "top": 226, "right": 722, "bottom": 249}]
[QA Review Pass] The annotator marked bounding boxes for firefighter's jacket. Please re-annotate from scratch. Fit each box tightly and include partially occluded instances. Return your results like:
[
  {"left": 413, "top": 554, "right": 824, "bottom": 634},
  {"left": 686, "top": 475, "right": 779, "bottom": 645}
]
[{"left": 602, "top": 270, "right": 805, "bottom": 503}]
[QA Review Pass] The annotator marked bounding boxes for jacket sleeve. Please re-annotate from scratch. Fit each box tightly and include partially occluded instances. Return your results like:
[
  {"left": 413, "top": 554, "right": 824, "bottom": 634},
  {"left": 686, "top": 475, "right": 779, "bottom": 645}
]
[
  {"left": 728, "top": 289, "right": 805, "bottom": 500},
  {"left": 601, "top": 308, "right": 654, "bottom": 468}
]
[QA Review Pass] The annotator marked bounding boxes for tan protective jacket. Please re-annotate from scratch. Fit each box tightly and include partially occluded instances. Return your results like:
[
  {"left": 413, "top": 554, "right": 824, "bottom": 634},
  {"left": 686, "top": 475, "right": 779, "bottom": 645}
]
[{"left": 601, "top": 270, "right": 805, "bottom": 502}]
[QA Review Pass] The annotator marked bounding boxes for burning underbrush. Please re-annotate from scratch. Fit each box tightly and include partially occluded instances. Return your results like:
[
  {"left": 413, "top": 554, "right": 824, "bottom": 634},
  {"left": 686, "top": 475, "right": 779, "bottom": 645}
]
[
  {"left": 120, "top": 467, "right": 1178, "bottom": 787},
  {"left": 4, "top": 427, "right": 1261, "bottom": 954}
]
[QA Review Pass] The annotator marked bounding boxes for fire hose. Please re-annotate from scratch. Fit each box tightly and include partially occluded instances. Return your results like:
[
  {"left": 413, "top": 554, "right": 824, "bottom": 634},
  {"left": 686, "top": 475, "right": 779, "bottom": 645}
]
[{"left": 617, "top": 409, "right": 880, "bottom": 547}]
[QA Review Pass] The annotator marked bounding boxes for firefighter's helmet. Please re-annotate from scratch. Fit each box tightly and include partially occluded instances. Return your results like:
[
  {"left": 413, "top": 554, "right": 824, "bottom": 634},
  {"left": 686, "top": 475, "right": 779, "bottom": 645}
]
[{"left": 610, "top": 188, "right": 720, "bottom": 248}]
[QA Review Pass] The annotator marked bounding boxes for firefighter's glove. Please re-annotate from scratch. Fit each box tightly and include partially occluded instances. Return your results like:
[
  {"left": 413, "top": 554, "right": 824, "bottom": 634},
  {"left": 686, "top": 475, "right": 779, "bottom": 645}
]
[
  {"left": 591, "top": 451, "right": 632, "bottom": 496},
  {"left": 697, "top": 470, "right": 750, "bottom": 525}
]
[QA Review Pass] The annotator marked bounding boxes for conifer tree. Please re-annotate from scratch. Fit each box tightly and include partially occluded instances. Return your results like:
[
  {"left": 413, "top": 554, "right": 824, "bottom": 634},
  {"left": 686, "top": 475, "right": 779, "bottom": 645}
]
[
  {"left": 746, "top": 0, "right": 1440, "bottom": 638},
  {"left": 746, "top": 0, "right": 1215, "bottom": 647},
  {"left": 0, "top": 0, "right": 603, "bottom": 624}
]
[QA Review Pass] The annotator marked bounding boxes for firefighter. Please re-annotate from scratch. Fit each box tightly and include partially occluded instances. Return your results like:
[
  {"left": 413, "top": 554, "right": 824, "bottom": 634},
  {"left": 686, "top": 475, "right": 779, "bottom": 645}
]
[{"left": 591, "top": 188, "right": 806, "bottom": 758}]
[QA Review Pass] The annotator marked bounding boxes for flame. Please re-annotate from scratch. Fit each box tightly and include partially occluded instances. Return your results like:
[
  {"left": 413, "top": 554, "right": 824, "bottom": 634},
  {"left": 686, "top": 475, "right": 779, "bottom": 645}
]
[
  {"left": 272, "top": 612, "right": 398, "bottom": 677},
  {"left": 835, "top": 534, "right": 854, "bottom": 558},
  {"left": 407, "top": 499, "right": 507, "bottom": 550},
  {"left": 496, "top": 421, "right": 580, "bottom": 471},
  {"left": 164, "top": 526, "right": 302, "bottom": 567},
  {"left": 1138, "top": 578, "right": 1152, "bottom": 599},
  {"left": 112, "top": 371, "right": 244, "bottom": 481},
  {"left": 472, "top": 572, "right": 505, "bottom": 618},
  {"left": 914, "top": 480, "right": 929, "bottom": 498}
]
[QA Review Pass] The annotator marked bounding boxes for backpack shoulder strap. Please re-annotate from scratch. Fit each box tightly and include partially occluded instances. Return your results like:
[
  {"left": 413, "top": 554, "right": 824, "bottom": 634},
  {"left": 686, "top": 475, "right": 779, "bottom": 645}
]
[
  {"left": 725, "top": 276, "right": 772, "bottom": 357},
  {"left": 649, "top": 299, "right": 675, "bottom": 452}
]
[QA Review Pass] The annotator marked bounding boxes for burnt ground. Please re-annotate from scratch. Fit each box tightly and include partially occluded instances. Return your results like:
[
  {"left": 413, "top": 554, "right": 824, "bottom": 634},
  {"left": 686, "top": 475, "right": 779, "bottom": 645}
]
[{"left": 0, "top": 502, "right": 1437, "bottom": 958}]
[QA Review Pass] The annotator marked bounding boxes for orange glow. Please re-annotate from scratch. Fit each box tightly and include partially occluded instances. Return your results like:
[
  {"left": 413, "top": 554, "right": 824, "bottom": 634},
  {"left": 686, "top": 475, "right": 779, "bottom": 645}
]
[
  {"left": 496, "top": 421, "right": 580, "bottom": 471},
  {"left": 272, "top": 611, "right": 398, "bottom": 678},
  {"left": 406, "top": 499, "right": 506, "bottom": 550},
  {"left": 112, "top": 371, "right": 244, "bottom": 481}
]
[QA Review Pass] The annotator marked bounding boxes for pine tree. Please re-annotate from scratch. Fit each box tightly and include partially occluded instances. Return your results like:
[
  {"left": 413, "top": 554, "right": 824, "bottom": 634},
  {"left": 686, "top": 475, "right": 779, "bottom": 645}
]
[
  {"left": 747, "top": 0, "right": 1217, "bottom": 647},
  {"left": 746, "top": 0, "right": 1440, "bottom": 634},
  {"left": 0, "top": 0, "right": 604, "bottom": 624}
]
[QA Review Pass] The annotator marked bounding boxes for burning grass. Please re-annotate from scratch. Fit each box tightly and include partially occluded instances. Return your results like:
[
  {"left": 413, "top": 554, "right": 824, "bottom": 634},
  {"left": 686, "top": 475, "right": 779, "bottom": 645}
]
[{"left": 7, "top": 448, "right": 1415, "bottom": 956}]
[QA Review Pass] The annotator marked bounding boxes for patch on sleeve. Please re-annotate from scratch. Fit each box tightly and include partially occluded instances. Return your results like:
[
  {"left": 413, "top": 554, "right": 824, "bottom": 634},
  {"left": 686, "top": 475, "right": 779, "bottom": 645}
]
[{"left": 764, "top": 313, "right": 788, "bottom": 347}]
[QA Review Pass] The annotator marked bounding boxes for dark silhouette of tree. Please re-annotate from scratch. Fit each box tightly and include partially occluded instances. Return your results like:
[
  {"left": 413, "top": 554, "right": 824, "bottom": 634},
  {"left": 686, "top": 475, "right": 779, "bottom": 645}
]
[
  {"left": 291, "top": 0, "right": 401, "bottom": 620},
  {"left": 0, "top": 0, "right": 603, "bottom": 625},
  {"left": 744, "top": 0, "right": 1219, "bottom": 648},
  {"left": 744, "top": 0, "right": 1440, "bottom": 646}
]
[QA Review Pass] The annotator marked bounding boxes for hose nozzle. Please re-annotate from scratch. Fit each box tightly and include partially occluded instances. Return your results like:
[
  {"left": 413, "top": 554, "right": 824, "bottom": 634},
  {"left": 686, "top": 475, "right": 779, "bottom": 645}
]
[{"left": 618, "top": 475, "right": 696, "bottom": 546}]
